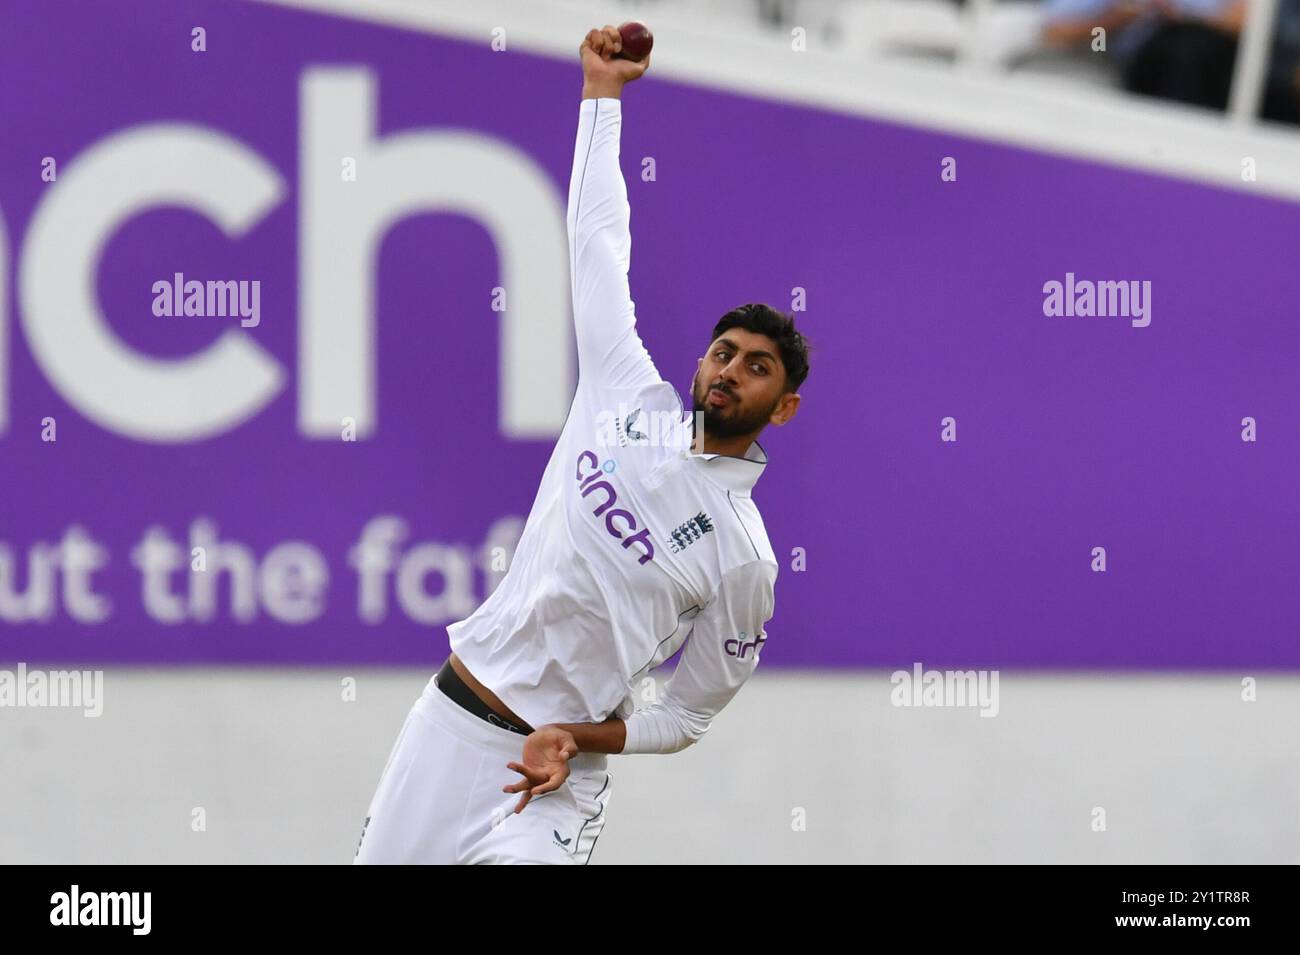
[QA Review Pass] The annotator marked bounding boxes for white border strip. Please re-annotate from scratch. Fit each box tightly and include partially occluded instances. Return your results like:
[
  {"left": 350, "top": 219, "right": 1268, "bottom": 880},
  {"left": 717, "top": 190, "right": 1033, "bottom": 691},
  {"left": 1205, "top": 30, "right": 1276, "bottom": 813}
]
[{"left": 249, "top": 0, "right": 1300, "bottom": 203}]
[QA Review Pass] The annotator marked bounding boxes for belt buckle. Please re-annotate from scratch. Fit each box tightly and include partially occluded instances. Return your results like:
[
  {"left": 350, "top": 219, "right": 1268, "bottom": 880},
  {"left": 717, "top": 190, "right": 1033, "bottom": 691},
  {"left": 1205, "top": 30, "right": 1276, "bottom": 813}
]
[{"left": 486, "top": 711, "right": 523, "bottom": 735}]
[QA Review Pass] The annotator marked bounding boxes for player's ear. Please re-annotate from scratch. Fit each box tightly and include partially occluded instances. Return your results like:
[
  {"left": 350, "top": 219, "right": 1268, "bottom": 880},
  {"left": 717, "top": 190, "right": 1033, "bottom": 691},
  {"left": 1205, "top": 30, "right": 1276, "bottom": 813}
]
[{"left": 771, "top": 392, "right": 800, "bottom": 426}]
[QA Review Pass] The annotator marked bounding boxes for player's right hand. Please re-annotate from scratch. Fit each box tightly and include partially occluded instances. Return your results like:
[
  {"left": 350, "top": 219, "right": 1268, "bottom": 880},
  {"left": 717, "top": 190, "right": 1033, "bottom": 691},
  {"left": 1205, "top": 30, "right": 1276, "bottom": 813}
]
[
  {"left": 503, "top": 726, "right": 579, "bottom": 814},
  {"left": 580, "top": 25, "right": 651, "bottom": 92}
]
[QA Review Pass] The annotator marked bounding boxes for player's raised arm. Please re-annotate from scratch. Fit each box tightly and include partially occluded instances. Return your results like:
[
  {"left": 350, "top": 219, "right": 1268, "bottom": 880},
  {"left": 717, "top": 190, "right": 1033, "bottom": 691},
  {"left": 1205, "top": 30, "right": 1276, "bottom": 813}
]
[{"left": 567, "top": 25, "right": 661, "bottom": 394}]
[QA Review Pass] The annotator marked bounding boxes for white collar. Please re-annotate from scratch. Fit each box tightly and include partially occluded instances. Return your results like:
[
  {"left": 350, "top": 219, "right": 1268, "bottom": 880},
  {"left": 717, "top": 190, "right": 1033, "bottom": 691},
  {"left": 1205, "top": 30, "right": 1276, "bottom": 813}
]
[
  {"left": 687, "top": 437, "right": 768, "bottom": 496},
  {"left": 670, "top": 397, "right": 769, "bottom": 496}
]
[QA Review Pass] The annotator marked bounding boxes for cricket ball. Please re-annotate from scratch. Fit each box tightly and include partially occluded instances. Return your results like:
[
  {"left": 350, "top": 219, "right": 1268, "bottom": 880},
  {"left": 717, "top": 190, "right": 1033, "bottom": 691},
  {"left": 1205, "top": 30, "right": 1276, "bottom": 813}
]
[{"left": 616, "top": 22, "right": 653, "bottom": 62}]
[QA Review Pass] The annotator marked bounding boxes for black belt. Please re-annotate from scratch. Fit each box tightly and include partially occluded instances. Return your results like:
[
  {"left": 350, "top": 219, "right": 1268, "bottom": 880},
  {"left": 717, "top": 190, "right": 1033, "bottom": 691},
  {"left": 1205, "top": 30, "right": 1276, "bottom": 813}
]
[{"left": 436, "top": 657, "right": 533, "bottom": 736}]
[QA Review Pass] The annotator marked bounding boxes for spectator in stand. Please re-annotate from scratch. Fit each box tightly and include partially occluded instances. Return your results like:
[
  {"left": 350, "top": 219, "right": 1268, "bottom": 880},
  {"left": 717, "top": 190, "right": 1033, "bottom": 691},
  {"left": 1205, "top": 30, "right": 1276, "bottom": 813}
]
[
  {"left": 1262, "top": 0, "right": 1300, "bottom": 124},
  {"left": 1043, "top": 0, "right": 1246, "bottom": 109}
]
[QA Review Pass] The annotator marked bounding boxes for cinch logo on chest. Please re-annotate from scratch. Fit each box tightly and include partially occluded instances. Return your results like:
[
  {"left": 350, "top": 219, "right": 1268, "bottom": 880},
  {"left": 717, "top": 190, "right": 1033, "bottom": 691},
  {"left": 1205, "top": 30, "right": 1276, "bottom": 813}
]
[{"left": 575, "top": 450, "right": 655, "bottom": 565}]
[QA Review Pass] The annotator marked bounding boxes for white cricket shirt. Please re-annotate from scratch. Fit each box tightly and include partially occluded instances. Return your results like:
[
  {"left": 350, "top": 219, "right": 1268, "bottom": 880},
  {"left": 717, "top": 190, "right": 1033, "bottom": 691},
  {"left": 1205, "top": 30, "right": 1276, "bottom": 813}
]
[{"left": 446, "top": 98, "right": 779, "bottom": 754}]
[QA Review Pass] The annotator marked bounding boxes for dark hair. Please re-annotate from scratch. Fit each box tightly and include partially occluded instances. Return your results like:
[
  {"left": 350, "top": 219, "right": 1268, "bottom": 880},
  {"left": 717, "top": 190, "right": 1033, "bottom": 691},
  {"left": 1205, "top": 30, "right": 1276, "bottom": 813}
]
[{"left": 710, "top": 303, "right": 811, "bottom": 392}]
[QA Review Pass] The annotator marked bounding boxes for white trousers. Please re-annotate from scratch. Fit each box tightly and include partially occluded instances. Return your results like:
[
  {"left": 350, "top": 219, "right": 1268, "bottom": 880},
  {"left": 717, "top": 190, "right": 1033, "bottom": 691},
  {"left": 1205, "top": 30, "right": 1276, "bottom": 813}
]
[{"left": 353, "top": 674, "right": 613, "bottom": 864}]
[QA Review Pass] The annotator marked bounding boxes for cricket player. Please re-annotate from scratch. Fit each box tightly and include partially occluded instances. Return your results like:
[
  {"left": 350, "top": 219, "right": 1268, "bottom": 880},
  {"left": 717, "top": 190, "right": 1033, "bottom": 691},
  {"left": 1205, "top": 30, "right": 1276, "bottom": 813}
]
[{"left": 354, "top": 25, "right": 810, "bottom": 865}]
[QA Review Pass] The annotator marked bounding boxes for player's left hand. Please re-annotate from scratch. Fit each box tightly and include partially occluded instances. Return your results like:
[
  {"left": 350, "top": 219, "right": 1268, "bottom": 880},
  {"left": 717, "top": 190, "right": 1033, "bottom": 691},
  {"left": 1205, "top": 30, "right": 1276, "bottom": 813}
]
[{"left": 503, "top": 726, "right": 579, "bottom": 814}]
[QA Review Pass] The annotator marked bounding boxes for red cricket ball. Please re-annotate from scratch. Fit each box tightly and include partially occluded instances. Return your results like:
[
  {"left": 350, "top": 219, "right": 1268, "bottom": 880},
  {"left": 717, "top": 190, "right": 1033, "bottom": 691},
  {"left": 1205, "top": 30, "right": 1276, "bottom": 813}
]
[{"left": 615, "top": 21, "right": 653, "bottom": 62}]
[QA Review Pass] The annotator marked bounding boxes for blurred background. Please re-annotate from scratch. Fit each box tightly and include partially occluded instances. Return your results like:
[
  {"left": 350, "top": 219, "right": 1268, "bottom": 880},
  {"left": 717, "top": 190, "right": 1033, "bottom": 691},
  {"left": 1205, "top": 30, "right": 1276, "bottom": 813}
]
[{"left": 0, "top": 0, "right": 1297, "bottom": 864}]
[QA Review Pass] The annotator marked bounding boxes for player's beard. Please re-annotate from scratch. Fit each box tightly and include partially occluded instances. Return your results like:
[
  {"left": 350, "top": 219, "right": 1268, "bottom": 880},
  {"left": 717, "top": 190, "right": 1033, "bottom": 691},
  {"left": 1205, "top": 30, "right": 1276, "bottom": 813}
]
[{"left": 690, "top": 372, "right": 778, "bottom": 442}]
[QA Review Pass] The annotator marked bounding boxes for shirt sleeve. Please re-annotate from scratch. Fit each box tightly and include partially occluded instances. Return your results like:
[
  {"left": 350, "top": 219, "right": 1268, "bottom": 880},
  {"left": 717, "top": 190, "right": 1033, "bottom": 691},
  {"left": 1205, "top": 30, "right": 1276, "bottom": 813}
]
[
  {"left": 620, "top": 561, "right": 779, "bottom": 754},
  {"left": 567, "top": 98, "right": 663, "bottom": 397}
]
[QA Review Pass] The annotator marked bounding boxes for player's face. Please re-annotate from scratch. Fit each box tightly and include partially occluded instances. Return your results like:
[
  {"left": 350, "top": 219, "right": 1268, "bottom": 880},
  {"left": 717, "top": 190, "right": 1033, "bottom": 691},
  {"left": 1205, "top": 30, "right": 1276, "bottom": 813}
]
[{"left": 691, "top": 329, "right": 787, "bottom": 439}]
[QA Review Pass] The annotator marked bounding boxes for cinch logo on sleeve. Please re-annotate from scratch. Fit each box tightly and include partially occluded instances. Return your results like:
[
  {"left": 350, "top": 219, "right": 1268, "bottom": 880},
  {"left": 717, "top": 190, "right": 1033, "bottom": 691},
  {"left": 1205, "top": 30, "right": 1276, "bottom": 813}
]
[
  {"left": 575, "top": 450, "right": 655, "bottom": 565},
  {"left": 725, "top": 631, "right": 766, "bottom": 660}
]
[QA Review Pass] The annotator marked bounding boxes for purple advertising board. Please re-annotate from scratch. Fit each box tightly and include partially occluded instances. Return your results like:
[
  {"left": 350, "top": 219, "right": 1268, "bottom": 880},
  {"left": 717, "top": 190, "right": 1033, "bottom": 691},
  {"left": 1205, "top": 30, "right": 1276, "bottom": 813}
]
[{"left": 1, "top": 0, "right": 1296, "bottom": 667}]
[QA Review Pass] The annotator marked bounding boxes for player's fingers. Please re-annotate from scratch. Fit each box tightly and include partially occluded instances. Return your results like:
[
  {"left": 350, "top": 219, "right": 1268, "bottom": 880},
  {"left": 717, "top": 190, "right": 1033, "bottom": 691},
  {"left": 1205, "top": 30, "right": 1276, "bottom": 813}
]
[
  {"left": 602, "top": 24, "right": 622, "bottom": 54},
  {"left": 513, "top": 790, "right": 532, "bottom": 814},
  {"left": 530, "top": 771, "right": 564, "bottom": 797},
  {"left": 509, "top": 764, "right": 546, "bottom": 784},
  {"left": 506, "top": 760, "right": 546, "bottom": 784}
]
